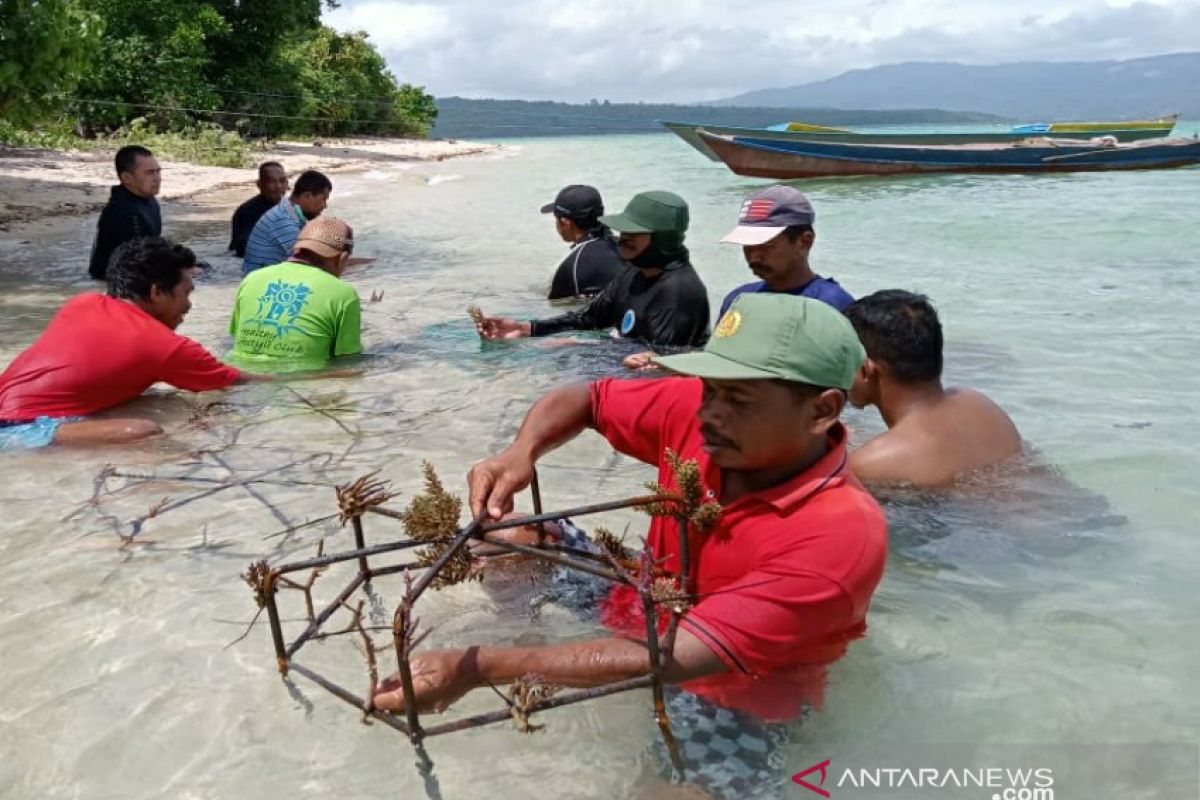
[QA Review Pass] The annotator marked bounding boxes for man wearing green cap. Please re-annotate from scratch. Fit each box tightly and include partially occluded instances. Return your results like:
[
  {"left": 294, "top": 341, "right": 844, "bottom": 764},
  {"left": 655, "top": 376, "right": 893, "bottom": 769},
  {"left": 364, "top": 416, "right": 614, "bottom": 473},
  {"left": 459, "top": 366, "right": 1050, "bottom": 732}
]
[
  {"left": 476, "top": 190, "right": 710, "bottom": 347},
  {"left": 375, "top": 295, "right": 888, "bottom": 798}
]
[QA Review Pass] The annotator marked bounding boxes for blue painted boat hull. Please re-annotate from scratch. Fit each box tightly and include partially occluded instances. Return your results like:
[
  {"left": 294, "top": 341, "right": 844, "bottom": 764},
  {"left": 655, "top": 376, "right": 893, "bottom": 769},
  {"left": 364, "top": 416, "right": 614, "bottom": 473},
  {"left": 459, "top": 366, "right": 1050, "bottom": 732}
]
[
  {"left": 698, "top": 132, "right": 1200, "bottom": 179},
  {"left": 662, "top": 120, "right": 1175, "bottom": 162}
]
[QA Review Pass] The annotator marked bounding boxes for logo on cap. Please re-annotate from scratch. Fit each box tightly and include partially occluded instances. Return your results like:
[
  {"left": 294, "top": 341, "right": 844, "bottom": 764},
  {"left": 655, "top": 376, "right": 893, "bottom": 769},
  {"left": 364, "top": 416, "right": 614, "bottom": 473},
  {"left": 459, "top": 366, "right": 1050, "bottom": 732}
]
[
  {"left": 713, "top": 310, "right": 742, "bottom": 338},
  {"left": 740, "top": 198, "right": 775, "bottom": 223}
]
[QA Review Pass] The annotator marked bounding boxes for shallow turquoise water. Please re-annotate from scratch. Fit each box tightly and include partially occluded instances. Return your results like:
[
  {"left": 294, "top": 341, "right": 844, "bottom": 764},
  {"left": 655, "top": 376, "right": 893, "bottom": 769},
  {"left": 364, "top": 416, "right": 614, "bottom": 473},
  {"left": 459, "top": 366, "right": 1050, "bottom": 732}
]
[{"left": 0, "top": 127, "right": 1198, "bottom": 798}]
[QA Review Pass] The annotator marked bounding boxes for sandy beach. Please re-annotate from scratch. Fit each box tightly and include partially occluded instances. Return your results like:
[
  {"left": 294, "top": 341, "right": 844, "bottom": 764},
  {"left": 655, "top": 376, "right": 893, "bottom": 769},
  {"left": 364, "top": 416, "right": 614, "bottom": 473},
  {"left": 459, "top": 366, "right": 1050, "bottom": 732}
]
[{"left": 0, "top": 136, "right": 500, "bottom": 233}]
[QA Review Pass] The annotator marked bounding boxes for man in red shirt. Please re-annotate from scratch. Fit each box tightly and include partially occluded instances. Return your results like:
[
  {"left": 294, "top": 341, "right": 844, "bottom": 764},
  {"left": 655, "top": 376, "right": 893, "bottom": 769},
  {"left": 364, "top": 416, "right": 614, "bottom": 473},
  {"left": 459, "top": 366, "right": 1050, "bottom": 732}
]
[
  {"left": 374, "top": 295, "right": 888, "bottom": 797},
  {"left": 1, "top": 237, "right": 254, "bottom": 447}
]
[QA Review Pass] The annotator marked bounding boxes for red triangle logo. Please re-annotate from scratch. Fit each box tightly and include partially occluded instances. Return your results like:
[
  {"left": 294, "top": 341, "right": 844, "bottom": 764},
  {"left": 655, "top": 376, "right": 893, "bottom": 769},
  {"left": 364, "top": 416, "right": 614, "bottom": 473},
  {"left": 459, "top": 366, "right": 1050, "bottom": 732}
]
[{"left": 792, "top": 759, "right": 832, "bottom": 798}]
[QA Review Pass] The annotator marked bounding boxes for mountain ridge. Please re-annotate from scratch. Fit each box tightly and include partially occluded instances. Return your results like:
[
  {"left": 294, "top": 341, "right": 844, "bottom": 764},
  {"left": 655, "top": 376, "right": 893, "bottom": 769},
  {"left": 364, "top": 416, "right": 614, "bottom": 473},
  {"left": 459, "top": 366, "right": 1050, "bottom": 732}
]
[{"left": 711, "top": 53, "right": 1200, "bottom": 119}]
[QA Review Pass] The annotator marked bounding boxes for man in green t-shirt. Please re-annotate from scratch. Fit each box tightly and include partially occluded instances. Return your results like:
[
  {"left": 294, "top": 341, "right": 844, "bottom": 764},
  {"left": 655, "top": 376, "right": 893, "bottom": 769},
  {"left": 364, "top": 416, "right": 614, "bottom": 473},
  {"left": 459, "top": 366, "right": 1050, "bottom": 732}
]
[{"left": 230, "top": 216, "right": 362, "bottom": 368}]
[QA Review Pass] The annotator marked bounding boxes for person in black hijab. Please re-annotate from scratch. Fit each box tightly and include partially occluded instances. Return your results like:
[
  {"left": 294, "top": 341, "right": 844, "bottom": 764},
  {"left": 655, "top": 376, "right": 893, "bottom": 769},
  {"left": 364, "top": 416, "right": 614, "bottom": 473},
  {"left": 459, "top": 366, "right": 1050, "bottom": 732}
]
[{"left": 477, "top": 191, "right": 710, "bottom": 348}]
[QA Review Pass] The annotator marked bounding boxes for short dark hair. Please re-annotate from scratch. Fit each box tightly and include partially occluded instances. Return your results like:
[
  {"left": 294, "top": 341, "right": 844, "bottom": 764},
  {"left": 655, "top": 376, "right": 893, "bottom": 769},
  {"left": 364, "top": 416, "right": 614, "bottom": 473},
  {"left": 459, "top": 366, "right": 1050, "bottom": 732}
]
[
  {"left": 293, "top": 170, "right": 332, "bottom": 196},
  {"left": 258, "top": 161, "right": 285, "bottom": 179},
  {"left": 782, "top": 224, "right": 814, "bottom": 241},
  {"left": 557, "top": 210, "right": 603, "bottom": 232},
  {"left": 845, "top": 290, "right": 943, "bottom": 383},
  {"left": 106, "top": 237, "right": 197, "bottom": 301},
  {"left": 115, "top": 145, "right": 153, "bottom": 176}
]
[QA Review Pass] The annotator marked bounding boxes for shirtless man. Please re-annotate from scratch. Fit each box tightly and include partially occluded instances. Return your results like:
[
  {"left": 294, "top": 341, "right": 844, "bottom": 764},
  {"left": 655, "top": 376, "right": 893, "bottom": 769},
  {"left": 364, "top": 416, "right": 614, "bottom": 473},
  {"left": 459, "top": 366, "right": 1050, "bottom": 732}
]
[{"left": 846, "top": 290, "right": 1022, "bottom": 487}]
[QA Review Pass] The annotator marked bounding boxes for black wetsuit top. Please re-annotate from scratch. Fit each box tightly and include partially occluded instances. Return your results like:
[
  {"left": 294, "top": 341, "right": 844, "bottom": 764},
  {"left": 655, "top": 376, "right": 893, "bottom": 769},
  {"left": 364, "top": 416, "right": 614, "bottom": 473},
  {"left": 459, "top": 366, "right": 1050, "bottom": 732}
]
[
  {"left": 87, "top": 185, "right": 160, "bottom": 281},
  {"left": 530, "top": 259, "right": 710, "bottom": 347},
  {"left": 88, "top": 186, "right": 162, "bottom": 280},
  {"left": 229, "top": 194, "right": 276, "bottom": 257},
  {"left": 547, "top": 232, "right": 626, "bottom": 300}
]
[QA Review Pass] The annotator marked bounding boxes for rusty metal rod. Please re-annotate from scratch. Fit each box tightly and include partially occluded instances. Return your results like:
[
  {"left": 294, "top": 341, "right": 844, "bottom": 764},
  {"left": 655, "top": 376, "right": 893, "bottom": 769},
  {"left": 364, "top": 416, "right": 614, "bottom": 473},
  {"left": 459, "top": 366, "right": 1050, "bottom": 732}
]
[
  {"left": 420, "top": 676, "right": 654, "bottom": 737},
  {"left": 477, "top": 495, "right": 669, "bottom": 534},
  {"left": 288, "top": 662, "right": 411, "bottom": 734},
  {"left": 407, "top": 515, "right": 486, "bottom": 602},
  {"left": 274, "top": 538, "right": 427, "bottom": 576},
  {"left": 351, "top": 515, "right": 370, "bottom": 575},
  {"left": 642, "top": 588, "right": 685, "bottom": 777},
  {"left": 264, "top": 577, "right": 288, "bottom": 674},
  {"left": 363, "top": 505, "right": 405, "bottom": 522},
  {"left": 364, "top": 561, "right": 430, "bottom": 580},
  {"left": 474, "top": 533, "right": 631, "bottom": 585},
  {"left": 530, "top": 467, "right": 546, "bottom": 541},
  {"left": 676, "top": 516, "right": 691, "bottom": 598},
  {"left": 394, "top": 599, "right": 423, "bottom": 742},
  {"left": 285, "top": 571, "right": 368, "bottom": 658}
]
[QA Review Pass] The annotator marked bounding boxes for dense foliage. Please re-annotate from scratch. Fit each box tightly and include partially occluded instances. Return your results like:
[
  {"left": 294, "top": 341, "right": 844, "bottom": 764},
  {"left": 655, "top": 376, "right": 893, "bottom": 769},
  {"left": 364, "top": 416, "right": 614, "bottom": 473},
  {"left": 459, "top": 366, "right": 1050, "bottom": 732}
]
[{"left": 0, "top": 0, "right": 436, "bottom": 139}]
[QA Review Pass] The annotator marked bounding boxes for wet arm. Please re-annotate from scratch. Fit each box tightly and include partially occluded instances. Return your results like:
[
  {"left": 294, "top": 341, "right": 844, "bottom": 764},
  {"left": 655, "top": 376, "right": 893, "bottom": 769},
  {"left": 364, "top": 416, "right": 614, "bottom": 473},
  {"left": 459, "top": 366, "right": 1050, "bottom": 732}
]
[
  {"left": 529, "top": 278, "right": 619, "bottom": 336},
  {"left": 373, "top": 629, "right": 727, "bottom": 713},
  {"left": 234, "top": 367, "right": 361, "bottom": 384},
  {"left": 469, "top": 628, "right": 725, "bottom": 688},
  {"left": 468, "top": 383, "right": 594, "bottom": 518}
]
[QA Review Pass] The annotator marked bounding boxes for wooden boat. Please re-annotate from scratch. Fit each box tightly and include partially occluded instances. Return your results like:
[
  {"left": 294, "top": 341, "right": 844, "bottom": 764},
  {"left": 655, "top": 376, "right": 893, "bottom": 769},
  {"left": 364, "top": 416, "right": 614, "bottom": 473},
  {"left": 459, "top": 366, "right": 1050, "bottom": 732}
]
[
  {"left": 697, "top": 131, "right": 1200, "bottom": 179},
  {"left": 1011, "top": 114, "right": 1177, "bottom": 136},
  {"left": 663, "top": 119, "right": 1176, "bottom": 162}
]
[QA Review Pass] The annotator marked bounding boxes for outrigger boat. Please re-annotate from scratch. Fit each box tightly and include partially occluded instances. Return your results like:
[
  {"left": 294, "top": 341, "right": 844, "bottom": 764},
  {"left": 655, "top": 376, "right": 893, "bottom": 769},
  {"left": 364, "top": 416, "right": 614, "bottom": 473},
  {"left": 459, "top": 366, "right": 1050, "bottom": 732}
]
[
  {"left": 696, "top": 130, "right": 1200, "bottom": 180},
  {"left": 663, "top": 115, "right": 1178, "bottom": 161}
]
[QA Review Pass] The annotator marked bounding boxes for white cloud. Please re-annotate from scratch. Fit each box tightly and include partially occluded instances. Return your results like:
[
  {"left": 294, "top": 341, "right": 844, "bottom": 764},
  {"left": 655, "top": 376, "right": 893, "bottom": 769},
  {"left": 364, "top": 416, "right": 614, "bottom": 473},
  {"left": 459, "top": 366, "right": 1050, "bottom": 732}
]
[
  {"left": 323, "top": 2, "right": 454, "bottom": 54},
  {"left": 322, "top": 0, "right": 1200, "bottom": 100}
]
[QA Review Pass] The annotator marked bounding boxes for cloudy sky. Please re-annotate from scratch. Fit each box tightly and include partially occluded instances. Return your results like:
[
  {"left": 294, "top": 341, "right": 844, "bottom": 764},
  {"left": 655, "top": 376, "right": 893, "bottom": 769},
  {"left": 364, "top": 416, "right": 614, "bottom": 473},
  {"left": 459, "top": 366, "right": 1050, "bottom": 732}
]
[{"left": 323, "top": 0, "right": 1200, "bottom": 102}]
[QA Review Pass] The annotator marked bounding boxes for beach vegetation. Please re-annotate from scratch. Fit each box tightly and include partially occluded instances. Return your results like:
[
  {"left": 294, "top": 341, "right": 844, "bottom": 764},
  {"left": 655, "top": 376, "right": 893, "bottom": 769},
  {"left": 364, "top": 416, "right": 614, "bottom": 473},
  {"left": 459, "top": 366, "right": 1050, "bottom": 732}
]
[
  {"left": 0, "top": 0, "right": 437, "bottom": 154},
  {"left": 0, "top": 118, "right": 253, "bottom": 168}
]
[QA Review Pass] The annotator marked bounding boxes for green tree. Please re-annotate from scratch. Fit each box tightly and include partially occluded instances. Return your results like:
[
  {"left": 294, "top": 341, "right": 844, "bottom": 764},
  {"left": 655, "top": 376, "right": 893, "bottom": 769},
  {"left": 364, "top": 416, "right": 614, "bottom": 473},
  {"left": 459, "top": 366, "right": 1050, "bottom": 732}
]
[
  {"left": 393, "top": 83, "right": 438, "bottom": 136},
  {"left": 0, "top": 0, "right": 100, "bottom": 124},
  {"left": 277, "top": 27, "right": 436, "bottom": 137},
  {"left": 76, "top": 0, "right": 229, "bottom": 131},
  {"left": 3, "top": 0, "right": 436, "bottom": 142}
]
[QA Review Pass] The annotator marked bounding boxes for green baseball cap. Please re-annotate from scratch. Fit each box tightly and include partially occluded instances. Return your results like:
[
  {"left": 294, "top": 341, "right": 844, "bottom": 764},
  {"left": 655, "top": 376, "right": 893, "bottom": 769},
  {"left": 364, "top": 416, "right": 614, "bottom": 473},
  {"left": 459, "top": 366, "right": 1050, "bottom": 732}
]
[
  {"left": 654, "top": 294, "right": 865, "bottom": 389},
  {"left": 599, "top": 190, "right": 689, "bottom": 233}
]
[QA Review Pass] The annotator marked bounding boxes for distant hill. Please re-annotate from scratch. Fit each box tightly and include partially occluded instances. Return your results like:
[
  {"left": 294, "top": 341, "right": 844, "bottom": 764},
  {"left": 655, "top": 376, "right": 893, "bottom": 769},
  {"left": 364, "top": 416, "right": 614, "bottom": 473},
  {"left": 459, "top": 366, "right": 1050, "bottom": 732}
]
[
  {"left": 431, "top": 98, "right": 1002, "bottom": 139},
  {"left": 712, "top": 53, "right": 1200, "bottom": 119}
]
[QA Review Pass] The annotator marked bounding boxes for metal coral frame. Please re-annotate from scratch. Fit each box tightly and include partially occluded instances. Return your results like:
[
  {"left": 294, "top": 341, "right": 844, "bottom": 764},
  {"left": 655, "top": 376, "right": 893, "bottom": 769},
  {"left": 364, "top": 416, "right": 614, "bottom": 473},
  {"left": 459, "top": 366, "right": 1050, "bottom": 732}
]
[{"left": 243, "top": 466, "right": 707, "bottom": 775}]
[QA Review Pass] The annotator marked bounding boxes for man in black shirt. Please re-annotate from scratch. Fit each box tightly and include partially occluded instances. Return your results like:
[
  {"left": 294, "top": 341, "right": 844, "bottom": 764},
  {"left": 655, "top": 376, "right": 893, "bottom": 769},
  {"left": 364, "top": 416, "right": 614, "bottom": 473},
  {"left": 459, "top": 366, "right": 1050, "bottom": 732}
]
[
  {"left": 541, "top": 184, "right": 625, "bottom": 300},
  {"left": 88, "top": 145, "right": 162, "bottom": 280},
  {"left": 477, "top": 191, "right": 710, "bottom": 348},
  {"left": 229, "top": 162, "right": 289, "bottom": 257}
]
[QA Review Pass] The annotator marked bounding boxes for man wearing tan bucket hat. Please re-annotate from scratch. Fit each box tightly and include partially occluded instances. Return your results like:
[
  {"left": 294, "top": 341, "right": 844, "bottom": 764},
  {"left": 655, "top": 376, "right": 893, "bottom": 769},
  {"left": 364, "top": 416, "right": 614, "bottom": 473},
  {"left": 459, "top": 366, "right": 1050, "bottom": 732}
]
[{"left": 229, "top": 216, "right": 363, "bottom": 368}]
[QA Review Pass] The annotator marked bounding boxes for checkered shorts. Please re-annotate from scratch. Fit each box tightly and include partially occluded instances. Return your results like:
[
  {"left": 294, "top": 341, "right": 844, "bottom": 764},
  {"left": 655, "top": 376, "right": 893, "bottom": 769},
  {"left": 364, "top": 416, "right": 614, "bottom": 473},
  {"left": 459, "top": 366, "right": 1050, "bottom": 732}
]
[
  {"left": 534, "top": 520, "right": 805, "bottom": 799},
  {"left": 649, "top": 689, "right": 803, "bottom": 800}
]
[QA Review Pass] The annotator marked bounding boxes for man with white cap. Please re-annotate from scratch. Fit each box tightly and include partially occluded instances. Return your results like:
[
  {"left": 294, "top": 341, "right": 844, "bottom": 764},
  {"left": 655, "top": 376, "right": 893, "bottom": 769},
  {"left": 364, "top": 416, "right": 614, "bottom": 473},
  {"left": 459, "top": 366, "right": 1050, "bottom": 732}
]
[
  {"left": 718, "top": 185, "right": 854, "bottom": 318},
  {"left": 229, "top": 216, "right": 363, "bottom": 368},
  {"left": 624, "top": 185, "right": 852, "bottom": 371}
]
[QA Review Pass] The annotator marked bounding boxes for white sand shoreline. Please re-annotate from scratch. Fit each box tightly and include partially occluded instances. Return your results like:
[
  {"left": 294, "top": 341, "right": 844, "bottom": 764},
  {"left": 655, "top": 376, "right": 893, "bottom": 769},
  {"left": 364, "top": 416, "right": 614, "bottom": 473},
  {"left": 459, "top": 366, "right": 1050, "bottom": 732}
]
[{"left": 0, "top": 136, "right": 501, "bottom": 233}]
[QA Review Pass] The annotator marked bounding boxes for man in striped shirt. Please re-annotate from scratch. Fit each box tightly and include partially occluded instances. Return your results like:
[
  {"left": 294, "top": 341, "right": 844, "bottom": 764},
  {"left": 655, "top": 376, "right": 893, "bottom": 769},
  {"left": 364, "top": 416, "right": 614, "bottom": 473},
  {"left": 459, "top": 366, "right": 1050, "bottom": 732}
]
[{"left": 242, "top": 170, "right": 332, "bottom": 274}]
